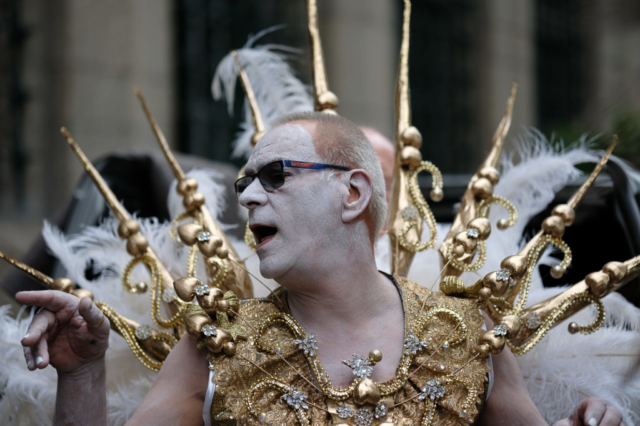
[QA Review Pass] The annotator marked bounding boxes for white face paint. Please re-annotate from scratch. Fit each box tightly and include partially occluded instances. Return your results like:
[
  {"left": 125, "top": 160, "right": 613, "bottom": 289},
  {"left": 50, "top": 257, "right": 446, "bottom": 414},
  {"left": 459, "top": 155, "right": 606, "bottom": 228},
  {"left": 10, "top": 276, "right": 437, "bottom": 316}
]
[{"left": 239, "top": 122, "right": 347, "bottom": 281}]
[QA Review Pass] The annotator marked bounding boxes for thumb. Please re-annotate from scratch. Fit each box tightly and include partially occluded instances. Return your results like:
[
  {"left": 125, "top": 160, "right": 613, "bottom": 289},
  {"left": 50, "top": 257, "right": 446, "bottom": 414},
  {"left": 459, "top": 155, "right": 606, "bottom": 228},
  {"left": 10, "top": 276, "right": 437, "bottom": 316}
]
[{"left": 77, "top": 297, "right": 110, "bottom": 336}]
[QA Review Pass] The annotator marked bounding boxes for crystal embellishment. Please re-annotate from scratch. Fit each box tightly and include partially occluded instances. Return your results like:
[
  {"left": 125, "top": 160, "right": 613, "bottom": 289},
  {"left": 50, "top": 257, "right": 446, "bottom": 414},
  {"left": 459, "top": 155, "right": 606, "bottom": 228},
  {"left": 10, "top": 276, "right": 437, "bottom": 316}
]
[
  {"left": 419, "top": 379, "right": 446, "bottom": 401},
  {"left": 494, "top": 324, "right": 508, "bottom": 336},
  {"left": 281, "top": 386, "right": 309, "bottom": 410},
  {"left": 197, "top": 231, "right": 211, "bottom": 242},
  {"left": 344, "top": 354, "right": 374, "bottom": 379},
  {"left": 202, "top": 324, "right": 217, "bottom": 337},
  {"left": 135, "top": 325, "right": 152, "bottom": 341},
  {"left": 404, "top": 330, "right": 429, "bottom": 355},
  {"left": 466, "top": 228, "right": 479, "bottom": 238},
  {"left": 336, "top": 404, "right": 354, "bottom": 419},
  {"left": 496, "top": 269, "right": 511, "bottom": 282},
  {"left": 293, "top": 332, "right": 318, "bottom": 357},
  {"left": 195, "top": 284, "right": 210, "bottom": 296},
  {"left": 162, "top": 288, "right": 177, "bottom": 303},
  {"left": 353, "top": 408, "right": 374, "bottom": 426},
  {"left": 401, "top": 205, "right": 419, "bottom": 221},
  {"left": 524, "top": 312, "right": 542, "bottom": 329},
  {"left": 374, "top": 401, "right": 388, "bottom": 419}
]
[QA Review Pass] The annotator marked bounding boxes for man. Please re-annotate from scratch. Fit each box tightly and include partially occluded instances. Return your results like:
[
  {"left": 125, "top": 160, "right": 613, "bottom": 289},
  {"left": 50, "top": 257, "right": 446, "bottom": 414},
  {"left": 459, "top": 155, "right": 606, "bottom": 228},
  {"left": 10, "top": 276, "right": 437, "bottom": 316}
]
[{"left": 17, "top": 112, "right": 624, "bottom": 425}]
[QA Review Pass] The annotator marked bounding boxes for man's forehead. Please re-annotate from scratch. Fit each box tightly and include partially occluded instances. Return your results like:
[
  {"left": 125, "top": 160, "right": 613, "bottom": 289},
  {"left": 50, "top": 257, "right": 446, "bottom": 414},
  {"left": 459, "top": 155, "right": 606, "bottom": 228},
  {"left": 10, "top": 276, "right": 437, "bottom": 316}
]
[{"left": 246, "top": 122, "right": 319, "bottom": 170}]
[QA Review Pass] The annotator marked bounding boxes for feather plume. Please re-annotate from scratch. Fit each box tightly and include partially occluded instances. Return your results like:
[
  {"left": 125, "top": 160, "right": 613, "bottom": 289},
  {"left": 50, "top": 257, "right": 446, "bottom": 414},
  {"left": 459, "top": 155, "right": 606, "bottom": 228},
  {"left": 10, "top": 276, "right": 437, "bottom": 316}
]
[{"left": 212, "top": 27, "right": 313, "bottom": 159}]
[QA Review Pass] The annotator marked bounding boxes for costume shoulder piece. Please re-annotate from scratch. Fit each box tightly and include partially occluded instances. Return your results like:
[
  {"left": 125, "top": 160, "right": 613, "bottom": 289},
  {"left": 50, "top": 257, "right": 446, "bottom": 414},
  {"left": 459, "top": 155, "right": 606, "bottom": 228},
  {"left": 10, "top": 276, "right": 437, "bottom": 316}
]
[{"left": 195, "top": 277, "right": 490, "bottom": 426}]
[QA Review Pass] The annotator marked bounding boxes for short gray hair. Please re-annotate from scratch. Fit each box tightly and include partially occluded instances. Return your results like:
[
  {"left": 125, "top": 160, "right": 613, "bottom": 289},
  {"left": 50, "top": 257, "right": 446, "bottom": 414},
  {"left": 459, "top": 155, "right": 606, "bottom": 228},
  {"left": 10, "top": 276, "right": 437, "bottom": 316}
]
[{"left": 270, "top": 112, "right": 387, "bottom": 240}]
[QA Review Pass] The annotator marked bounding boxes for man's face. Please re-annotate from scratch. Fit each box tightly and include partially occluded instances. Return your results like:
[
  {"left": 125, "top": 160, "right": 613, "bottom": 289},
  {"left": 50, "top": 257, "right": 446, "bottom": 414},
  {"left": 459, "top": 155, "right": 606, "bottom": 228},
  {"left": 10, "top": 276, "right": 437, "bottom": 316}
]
[{"left": 239, "top": 121, "right": 345, "bottom": 280}]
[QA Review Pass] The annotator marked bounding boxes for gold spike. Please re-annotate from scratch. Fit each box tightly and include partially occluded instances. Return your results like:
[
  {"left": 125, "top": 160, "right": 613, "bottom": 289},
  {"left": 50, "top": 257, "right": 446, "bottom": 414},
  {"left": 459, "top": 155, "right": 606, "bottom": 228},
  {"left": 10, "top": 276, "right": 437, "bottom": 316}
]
[
  {"left": 60, "top": 127, "right": 131, "bottom": 223},
  {"left": 484, "top": 82, "right": 518, "bottom": 169},
  {"left": 0, "top": 250, "right": 53, "bottom": 287},
  {"left": 507, "top": 254, "right": 640, "bottom": 355},
  {"left": 439, "top": 83, "right": 518, "bottom": 277},
  {"left": 306, "top": 0, "right": 338, "bottom": 113},
  {"left": 134, "top": 88, "right": 186, "bottom": 180},
  {"left": 567, "top": 135, "right": 617, "bottom": 209},
  {"left": 231, "top": 51, "right": 265, "bottom": 146},
  {"left": 396, "top": 0, "right": 412, "bottom": 136}
]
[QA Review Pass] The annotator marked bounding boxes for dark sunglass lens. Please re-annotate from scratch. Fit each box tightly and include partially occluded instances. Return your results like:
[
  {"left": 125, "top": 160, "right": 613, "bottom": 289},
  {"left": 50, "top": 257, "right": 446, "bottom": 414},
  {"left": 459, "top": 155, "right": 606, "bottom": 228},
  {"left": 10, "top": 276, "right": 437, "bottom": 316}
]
[
  {"left": 235, "top": 176, "right": 254, "bottom": 195},
  {"left": 259, "top": 162, "right": 285, "bottom": 191}
]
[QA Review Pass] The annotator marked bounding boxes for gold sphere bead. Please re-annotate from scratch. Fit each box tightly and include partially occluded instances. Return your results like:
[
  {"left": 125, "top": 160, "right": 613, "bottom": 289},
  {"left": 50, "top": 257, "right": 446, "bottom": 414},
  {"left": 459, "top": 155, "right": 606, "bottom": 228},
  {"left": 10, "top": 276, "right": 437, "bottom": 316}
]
[
  {"left": 483, "top": 271, "right": 508, "bottom": 297},
  {"left": 550, "top": 265, "right": 564, "bottom": 279},
  {"left": 117, "top": 219, "right": 140, "bottom": 239},
  {"left": 177, "top": 223, "right": 204, "bottom": 246},
  {"left": 317, "top": 91, "right": 339, "bottom": 110},
  {"left": 401, "top": 126, "right": 423, "bottom": 149},
  {"left": 72, "top": 288, "right": 94, "bottom": 300},
  {"left": 135, "top": 281, "right": 148, "bottom": 293},
  {"left": 216, "top": 299, "right": 230, "bottom": 313},
  {"left": 479, "top": 287, "right": 492, "bottom": 300},
  {"left": 185, "top": 313, "right": 212, "bottom": 338},
  {"left": 223, "top": 341, "right": 237, "bottom": 356},
  {"left": 585, "top": 271, "right": 610, "bottom": 297},
  {"left": 602, "top": 261, "right": 626, "bottom": 284},
  {"left": 480, "top": 331, "right": 506, "bottom": 354},
  {"left": 177, "top": 178, "right": 198, "bottom": 196},
  {"left": 551, "top": 204, "right": 576, "bottom": 226},
  {"left": 205, "top": 328, "right": 232, "bottom": 353},
  {"left": 501, "top": 315, "right": 522, "bottom": 339},
  {"left": 173, "top": 276, "right": 202, "bottom": 302},
  {"left": 51, "top": 277, "right": 74, "bottom": 293},
  {"left": 501, "top": 255, "right": 527, "bottom": 279},
  {"left": 568, "top": 322, "right": 580, "bottom": 334},
  {"left": 126, "top": 233, "right": 149, "bottom": 256},
  {"left": 210, "top": 236, "right": 223, "bottom": 248},
  {"left": 183, "top": 191, "right": 205, "bottom": 212},
  {"left": 430, "top": 187, "right": 444, "bottom": 202},
  {"left": 369, "top": 349, "right": 383, "bottom": 364},
  {"left": 400, "top": 146, "right": 423, "bottom": 170},
  {"left": 198, "top": 287, "right": 225, "bottom": 314},
  {"left": 468, "top": 217, "right": 491, "bottom": 240},
  {"left": 497, "top": 218, "right": 510, "bottom": 230},
  {"left": 197, "top": 238, "right": 218, "bottom": 258},
  {"left": 251, "top": 131, "right": 265, "bottom": 147},
  {"left": 542, "top": 215, "right": 565, "bottom": 238},
  {"left": 477, "top": 343, "right": 491, "bottom": 358},
  {"left": 353, "top": 378, "right": 381, "bottom": 406},
  {"left": 471, "top": 177, "right": 493, "bottom": 199},
  {"left": 452, "top": 245, "right": 465, "bottom": 258},
  {"left": 216, "top": 246, "right": 229, "bottom": 259},
  {"left": 478, "top": 166, "right": 500, "bottom": 185},
  {"left": 454, "top": 231, "right": 478, "bottom": 254}
]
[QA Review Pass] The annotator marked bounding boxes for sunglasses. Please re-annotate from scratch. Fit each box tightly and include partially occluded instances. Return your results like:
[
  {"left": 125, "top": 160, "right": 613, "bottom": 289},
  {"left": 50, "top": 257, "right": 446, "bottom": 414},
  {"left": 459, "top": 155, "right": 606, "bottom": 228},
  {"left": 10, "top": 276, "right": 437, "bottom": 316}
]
[{"left": 235, "top": 160, "right": 351, "bottom": 196}]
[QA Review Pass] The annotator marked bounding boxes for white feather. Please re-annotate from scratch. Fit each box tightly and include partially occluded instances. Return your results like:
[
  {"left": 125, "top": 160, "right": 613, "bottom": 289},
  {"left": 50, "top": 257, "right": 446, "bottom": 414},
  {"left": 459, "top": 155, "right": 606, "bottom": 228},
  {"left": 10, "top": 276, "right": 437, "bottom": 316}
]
[{"left": 212, "top": 27, "right": 314, "bottom": 159}]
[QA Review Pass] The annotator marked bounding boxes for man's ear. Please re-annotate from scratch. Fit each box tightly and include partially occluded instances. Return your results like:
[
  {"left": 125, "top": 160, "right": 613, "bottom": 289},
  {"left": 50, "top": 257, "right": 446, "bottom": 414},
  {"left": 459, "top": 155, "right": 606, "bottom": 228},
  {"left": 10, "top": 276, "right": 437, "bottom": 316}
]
[{"left": 341, "top": 169, "right": 373, "bottom": 224}]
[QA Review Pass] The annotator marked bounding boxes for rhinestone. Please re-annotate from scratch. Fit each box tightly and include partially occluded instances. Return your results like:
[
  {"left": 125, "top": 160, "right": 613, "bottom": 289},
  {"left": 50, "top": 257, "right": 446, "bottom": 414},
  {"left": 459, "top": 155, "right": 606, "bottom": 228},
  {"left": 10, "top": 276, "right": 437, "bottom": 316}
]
[
  {"left": 524, "top": 312, "right": 542, "bottom": 329},
  {"left": 374, "top": 401, "right": 388, "bottom": 419},
  {"left": 494, "top": 324, "right": 508, "bottom": 336},
  {"left": 466, "top": 228, "right": 479, "bottom": 239},
  {"left": 197, "top": 231, "right": 211, "bottom": 242},
  {"left": 353, "top": 408, "right": 374, "bottom": 426},
  {"left": 281, "top": 386, "right": 309, "bottom": 410},
  {"left": 162, "top": 288, "right": 177, "bottom": 303},
  {"left": 135, "top": 325, "right": 152, "bottom": 341},
  {"left": 195, "top": 284, "right": 210, "bottom": 296},
  {"left": 202, "top": 324, "right": 217, "bottom": 337},
  {"left": 336, "top": 404, "right": 353, "bottom": 419},
  {"left": 404, "top": 330, "right": 429, "bottom": 355},
  {"left": 401, "top": 205, "right": 419, "bottom": 221},
  {"left": 343, "top": 354, "right": 374, "bottom": 378},
  {"left": 496, "top": 269, "right": 511, "bottom": 282},
  {"left": 419, "top": 379, "right": 445, "bottom": 401},
  {"left": 293, "top": 332, "right": 318, "bottom": 357}
]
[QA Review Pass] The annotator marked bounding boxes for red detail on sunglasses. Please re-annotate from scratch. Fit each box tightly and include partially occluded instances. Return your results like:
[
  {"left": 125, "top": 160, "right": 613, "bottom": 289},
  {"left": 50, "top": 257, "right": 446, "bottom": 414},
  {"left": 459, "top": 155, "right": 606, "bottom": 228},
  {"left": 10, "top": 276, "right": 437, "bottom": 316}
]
[{"left": 291, "top": 161, "right": 315, "bottom": 167}]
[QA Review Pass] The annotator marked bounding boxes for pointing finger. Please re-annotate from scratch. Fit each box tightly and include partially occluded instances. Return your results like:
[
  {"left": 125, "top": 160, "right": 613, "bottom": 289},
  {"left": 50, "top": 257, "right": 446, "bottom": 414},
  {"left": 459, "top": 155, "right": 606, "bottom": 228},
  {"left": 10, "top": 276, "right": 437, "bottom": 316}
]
[
  {"left": 16, "top": 290, "right": 78, "bottom": 315},
  {"left": 77, "top": 298, "right": 109, "bottom": 335}
]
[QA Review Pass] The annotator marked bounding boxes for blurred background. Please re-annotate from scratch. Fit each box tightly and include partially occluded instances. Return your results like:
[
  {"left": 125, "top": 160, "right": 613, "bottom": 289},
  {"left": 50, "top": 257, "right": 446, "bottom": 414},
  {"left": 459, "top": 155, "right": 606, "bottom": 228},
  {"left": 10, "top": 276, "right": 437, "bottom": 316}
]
[{"left": 1, "top": 0, "right": 639, "bottom": 303}]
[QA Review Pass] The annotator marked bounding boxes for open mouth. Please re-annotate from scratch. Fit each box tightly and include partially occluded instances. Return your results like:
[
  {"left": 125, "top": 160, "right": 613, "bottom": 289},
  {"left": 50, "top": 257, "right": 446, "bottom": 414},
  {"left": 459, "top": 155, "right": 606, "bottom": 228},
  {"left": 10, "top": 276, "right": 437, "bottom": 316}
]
[{"left": 250, "top": 224, "right": 278, "bottom": 248}]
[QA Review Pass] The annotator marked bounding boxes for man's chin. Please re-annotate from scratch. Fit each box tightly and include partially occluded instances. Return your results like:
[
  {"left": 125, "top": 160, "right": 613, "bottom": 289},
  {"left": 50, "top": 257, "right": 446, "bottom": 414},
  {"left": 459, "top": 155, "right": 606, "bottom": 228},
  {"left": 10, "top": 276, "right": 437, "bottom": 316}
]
[{"left": 258, "top": 258, "right": 285, "bottom": 280}]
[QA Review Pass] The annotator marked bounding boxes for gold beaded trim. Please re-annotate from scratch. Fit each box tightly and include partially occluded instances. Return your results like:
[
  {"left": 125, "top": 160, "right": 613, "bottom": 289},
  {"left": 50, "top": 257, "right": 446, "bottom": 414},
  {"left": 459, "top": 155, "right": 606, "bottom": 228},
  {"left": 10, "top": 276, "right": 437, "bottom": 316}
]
[
  {"left": 246, "top": 379, "right": 310, "bottom": 425},
  {"left": 398, "top": 161, "right": 442, "bottom": 252},
  {"left": 508, "top": 292, "right": 605, "bottom": 356},
  {"left": 207, "top": 256, "right": 228, "bottom": 288},
  {"left": 478, "top": 195, "right": 518, "bottom": 227},
  {"left": 95, "top": 302, "right": 177, "bottom": 371},
  {"left": 446, "top": 238, "right": 487, "bottom": 272},
  {"left": 414, "top": 307, "right": 468, "bottom": 348}
]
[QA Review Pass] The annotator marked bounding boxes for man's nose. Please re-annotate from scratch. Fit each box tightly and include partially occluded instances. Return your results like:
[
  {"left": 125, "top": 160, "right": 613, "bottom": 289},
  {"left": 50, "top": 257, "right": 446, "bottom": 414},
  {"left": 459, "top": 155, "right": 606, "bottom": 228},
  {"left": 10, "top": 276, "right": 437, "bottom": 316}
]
[{"left": 238, "top": 178, "right": 268, "bottom": 209}]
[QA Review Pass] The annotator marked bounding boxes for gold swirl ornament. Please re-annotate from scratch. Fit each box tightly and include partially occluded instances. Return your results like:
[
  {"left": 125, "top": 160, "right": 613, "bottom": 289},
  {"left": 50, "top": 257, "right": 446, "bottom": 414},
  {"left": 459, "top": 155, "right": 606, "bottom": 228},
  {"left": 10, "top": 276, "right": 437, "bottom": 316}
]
[{"left": 247, "top": 379, "right": 311, "bottom": 426}]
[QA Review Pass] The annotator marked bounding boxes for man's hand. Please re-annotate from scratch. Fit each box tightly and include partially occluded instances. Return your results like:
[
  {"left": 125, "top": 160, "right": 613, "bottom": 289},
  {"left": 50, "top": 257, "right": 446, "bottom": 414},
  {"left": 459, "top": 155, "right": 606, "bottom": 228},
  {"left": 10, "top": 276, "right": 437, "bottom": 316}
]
[
  {"left": 16, "top": 290, "right": 110, "bottom": 374},
  {"left": 554, "top": 397, "right": 625, "bottom": 426}
]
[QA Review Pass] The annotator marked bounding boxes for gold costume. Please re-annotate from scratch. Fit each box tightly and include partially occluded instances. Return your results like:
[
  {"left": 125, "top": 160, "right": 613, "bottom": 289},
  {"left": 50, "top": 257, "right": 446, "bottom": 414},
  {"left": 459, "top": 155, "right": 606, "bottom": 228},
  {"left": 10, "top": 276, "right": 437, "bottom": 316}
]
[{"left": 207, "top": 277, "right": 490, "bottom": 426}]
